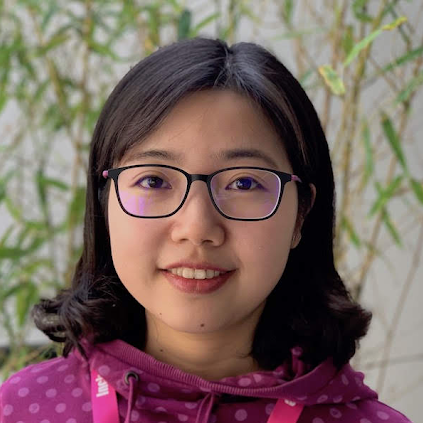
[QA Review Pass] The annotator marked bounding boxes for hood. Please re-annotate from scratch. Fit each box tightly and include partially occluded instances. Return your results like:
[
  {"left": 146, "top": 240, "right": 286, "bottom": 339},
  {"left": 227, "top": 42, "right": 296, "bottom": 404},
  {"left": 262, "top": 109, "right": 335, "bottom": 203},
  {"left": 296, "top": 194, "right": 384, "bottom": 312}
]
[{"left": 80, "top": 339, "right": 378, "bottom": 423}]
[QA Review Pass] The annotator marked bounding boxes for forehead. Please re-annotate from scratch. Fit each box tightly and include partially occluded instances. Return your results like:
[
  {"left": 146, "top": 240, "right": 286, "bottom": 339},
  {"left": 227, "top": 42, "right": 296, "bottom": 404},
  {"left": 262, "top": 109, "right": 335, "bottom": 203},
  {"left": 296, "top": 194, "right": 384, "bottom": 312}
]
[{"left": 120, "top": 90, "right": 291, "bottom": 170}]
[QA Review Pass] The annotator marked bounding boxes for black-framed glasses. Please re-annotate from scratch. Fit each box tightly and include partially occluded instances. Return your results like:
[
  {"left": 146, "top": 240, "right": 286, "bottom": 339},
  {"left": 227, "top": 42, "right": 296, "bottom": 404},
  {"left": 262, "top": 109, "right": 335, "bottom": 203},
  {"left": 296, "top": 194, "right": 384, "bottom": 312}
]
[{"left": 102, "top": 164, "right": 302, "bottom": 221}]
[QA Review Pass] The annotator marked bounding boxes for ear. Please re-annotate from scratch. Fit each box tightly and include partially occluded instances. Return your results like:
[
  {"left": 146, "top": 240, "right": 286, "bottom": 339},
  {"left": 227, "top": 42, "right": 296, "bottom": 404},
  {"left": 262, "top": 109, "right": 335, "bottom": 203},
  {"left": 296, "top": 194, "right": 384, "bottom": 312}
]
[{"left": 291, "top": 183, "right": 316, "bottom": 249}]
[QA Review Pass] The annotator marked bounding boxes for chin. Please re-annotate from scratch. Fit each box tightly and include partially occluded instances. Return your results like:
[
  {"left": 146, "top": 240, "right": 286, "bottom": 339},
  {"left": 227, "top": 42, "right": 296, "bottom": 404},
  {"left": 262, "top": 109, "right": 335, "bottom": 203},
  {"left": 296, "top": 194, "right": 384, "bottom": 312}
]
[{"left": 161, "top": 313, "right": 230, "bottom": 334}]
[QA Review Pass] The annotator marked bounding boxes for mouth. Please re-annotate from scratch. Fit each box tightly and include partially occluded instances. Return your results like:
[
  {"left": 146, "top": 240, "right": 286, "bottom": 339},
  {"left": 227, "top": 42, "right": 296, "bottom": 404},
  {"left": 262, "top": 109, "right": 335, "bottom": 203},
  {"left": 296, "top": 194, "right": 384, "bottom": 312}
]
[{"left": 160, "top": 269, "right": 236, "bottom": 294}]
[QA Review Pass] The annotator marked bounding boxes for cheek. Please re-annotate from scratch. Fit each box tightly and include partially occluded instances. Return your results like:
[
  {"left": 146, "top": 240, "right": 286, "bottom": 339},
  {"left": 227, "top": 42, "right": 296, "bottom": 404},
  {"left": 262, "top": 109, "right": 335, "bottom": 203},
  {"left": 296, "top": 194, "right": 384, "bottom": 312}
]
[
  {"left": 237, "top": 199, "right": 297, "bottom": 285},
  {"left": 107, "top": 187, "right": 155, "bottom": 282}
]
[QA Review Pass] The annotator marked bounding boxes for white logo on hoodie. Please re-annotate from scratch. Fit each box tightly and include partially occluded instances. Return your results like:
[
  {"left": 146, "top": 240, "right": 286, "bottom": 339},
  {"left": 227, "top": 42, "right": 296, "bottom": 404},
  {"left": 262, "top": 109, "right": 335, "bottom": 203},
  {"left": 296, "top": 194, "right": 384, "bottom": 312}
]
[{"left": 95, "top": 374, "right": 109, "bottom": 397}]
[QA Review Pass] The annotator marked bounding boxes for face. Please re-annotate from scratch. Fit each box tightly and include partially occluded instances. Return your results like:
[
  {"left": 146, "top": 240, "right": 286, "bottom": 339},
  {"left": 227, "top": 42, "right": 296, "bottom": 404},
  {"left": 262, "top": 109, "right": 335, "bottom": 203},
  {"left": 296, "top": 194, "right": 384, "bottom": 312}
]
[{"left": 107, "top": 89, "right": 304, "bottom": 336}]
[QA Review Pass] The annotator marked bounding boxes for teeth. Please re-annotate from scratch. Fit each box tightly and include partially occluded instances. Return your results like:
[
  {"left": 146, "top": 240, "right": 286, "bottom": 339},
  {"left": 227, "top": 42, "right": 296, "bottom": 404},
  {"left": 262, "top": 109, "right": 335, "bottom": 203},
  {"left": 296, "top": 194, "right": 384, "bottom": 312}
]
[{"left": 168, "top": 267, "right": 224, "bottom": 279}]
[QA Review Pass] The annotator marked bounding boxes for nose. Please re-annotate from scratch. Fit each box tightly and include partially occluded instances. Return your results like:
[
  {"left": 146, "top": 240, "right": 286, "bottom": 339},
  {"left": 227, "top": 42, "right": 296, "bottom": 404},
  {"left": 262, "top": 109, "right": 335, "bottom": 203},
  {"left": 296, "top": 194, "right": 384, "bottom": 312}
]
[{"left": 170, "top": 179, "right": 225, "bottom": 246}]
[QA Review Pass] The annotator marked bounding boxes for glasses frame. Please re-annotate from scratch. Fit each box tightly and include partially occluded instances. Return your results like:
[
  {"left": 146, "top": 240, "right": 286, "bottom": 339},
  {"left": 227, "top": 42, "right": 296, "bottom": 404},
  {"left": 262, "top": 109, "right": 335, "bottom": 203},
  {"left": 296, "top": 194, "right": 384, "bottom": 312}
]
[{"left": 102, "top": 164, "right": 302, "bottom": 222}]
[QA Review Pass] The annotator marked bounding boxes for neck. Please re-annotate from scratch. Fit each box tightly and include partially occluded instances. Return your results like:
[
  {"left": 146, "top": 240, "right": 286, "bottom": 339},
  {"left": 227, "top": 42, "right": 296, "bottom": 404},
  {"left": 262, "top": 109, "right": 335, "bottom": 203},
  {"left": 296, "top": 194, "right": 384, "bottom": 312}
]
[{"left": 143, "top": 308, "right": 264, "bottom": 381}]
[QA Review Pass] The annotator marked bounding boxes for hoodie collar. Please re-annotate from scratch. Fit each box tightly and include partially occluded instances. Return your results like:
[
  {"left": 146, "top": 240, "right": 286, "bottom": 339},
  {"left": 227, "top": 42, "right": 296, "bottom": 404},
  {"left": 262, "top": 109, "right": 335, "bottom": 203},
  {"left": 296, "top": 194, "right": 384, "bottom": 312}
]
[{"left": 80, "top": 339, "right": 378, "bottom": 422}]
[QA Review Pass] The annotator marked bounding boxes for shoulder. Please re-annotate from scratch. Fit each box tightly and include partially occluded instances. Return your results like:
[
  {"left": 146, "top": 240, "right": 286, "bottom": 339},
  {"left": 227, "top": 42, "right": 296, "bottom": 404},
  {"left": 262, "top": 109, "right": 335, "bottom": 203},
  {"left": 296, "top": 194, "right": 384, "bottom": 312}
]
[
  {"left": 304, "top": 398, "right": 412, "bottom": 423},
  {"left": 357, "top": 398, "right": 413, "bottom": 422},
  {"left": 0, "top": 351, "right": 92, "bottom": 422}
]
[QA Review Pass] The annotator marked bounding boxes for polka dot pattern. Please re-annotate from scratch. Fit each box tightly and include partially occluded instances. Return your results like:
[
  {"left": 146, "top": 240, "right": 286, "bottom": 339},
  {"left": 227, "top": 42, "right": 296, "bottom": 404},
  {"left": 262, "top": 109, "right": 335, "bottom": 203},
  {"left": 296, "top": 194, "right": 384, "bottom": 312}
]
[
  {"left": 3, "top": 404, "right": 14, "bottom": 416},
  {"left": 72, "top": 387, "right": 83, "bottom": 397},
  {"left": 18, "top": 387, "right": 29, "bottom": 397},
  {"left": 265, "top": 403, "right": 275, "bottom": 415},
  {"left": 82, "top": 402, "right": 92, "bottom": 412},
  {"left": 64, "top": 374, "right": 75, "bottom": 384},
  {"left": 238, "top": 377, "right": 251, "bottom": 387},
  {"left": 98, "top": 365, "right": 110, "bottom": 376},
  {"left": 342, "top": 374, "right": 350, "bottom": 385},
  {"left": 330, "top": 407, "right": 342, "bottom": 418},
  {"left": 148, "top": 383, "right": 160, "bottom": 393},
  {"left": 55, "top": 403, "right": 66, "bottom": 413},
  {"left": 317, "top": 394, "right": 328, "bottom": 403},
  {"left": 185, "top": 401, "right": 198, "bottom": 409},
  {"left": 46, "top": 388, "right": 57, "bottom": 398},
  {"left": 131, "top": 410, "right": 140, "bottom": 421},
  {"left": 0, "top": 346, "right": 412, "bottom": 423},
  {"left": 377, "top": 411, "right": 390, "bottom": 420},
  {"left": 235, "top": 409, "right": 248, "bottom": 421},
  {"left": 29, "top": 403, "right": 40, "bottom": 414},
  {"left": 252, "top": 374, "right": 262, "bottom": 383}
]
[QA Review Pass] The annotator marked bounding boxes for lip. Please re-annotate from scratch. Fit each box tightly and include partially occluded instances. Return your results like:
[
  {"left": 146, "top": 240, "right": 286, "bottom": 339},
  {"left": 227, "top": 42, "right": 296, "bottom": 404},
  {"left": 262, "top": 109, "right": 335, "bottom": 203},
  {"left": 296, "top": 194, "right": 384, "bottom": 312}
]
[
  {"left": 163, "top": 261, "right": 233, "bottom": 272},
  {"left": 161, "top": 269, "right": 235, "bottom": 294}
]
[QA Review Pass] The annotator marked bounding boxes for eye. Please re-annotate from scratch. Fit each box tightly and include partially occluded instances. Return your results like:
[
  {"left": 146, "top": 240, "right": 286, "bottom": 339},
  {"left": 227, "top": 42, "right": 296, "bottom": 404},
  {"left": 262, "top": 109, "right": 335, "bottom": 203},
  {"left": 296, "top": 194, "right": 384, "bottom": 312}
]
[
  {"left": 136, "top": 175, "right": 171, "bottom": 189},
  {"left": 227, "top": 177, "right": 262, "bottom": 191}
]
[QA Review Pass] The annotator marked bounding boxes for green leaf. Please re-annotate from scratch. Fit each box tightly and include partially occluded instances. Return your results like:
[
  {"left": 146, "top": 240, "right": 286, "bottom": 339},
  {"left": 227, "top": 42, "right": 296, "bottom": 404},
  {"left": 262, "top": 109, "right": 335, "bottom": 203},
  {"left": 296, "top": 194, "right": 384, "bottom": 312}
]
[
  {"left": 0, "top": 285, "right": 24, "bottom": 304},
  {"left": 190, "top": 12, "right": 220, "bottom": 37},
  {"left": 282, "top": 0, "right": 294, "bottom": 24},
  {"left": 67, "top": 186, "right": 86, "bottom": 230},
  {"left": 15, "top": 259, "right": 53, "bottom": 279},
  {"left": 177, "top": 9, "right": 191, "bottom": 40},
  {"left": 382, "top": 47, "right": 423, "bottom": 73},
  {"left": 25, "top": 220, "right": 48, "bottom": 231},
  {"left": 87, "top": 40, "right": 120, "bottom": 60},
  {"left": 395, "top": 70, "right": 423, "bottom": 104},
  {"left": 352, "top": 0, "right": 373, "bottom": 22},
  {"left": 239, "top": 2, "right": 260, "bottom": 23},
  {"left": 0, "top": 247, "right": 27, "bottom": 259},
  {"left": 342, "top": 215, "right": 361, "bottom": 247},
  {"left": 40, "top": 0, "right": 60, "bottom": 30},
  {"left": 37, "top": 174, "right": 69, "bottom": 193},
  {"left": 369, "top": 176, "right": 404, "bottom": 217},
  {"left": 273, "top": 27, "right": 326, "bottom": 40},
  {"left": 381, "top": 113, "right": 408, "bottom": 172},
  {"left": 381, "top": 16, "right": 407, "bottom": 31},
  {"left": 33, "top": 80, "right": 50, "bottom": 103},
  {"left": 4, "top": 197, "right": 22, "bottom": 222},
  {"left": 344, "top": 28, "right": 382, "bottom": 66},
  {"left": 381, "top": 208, "right": 401, "bottom": 246},
  {"left": 409, "top": 178, "right": 423, "bottom": 205},
  {"left": 16, "top": 281, "right": 38, "bottom": 327},
  {"left": 26, "top": 236, "right": 47, "bottom": 255},
  {"left": 165, "top": 0, "right": 182, "bottom": 13},
  {"left": 318, "top": 65, "right": 345, "bottom": 95},
  {"left": 36, "top": 168, "right": 48, "bottom": 215},
  {"left": 0, "top": 175, "right": 7, "bottom": 204},
  {"left": 0, "top": 225, "right": 14, "bottom": 246},
  {"left": 36, "top": 32, "right": 69, "bottom": 56},
  {"left": 16, "top": 225, "right": 33, "bottom": 249},
  {"left": 299, "top": 69, "right": 313, "bottom": 86},
  {"left": 342, "top": 25, "right": 354, "bottom": 56},
  {"left": 0, "top": 87, "right": 7, "bottom": 113},
  {"left": 344, "top": 17, "right": 407, "bottom": 67}
]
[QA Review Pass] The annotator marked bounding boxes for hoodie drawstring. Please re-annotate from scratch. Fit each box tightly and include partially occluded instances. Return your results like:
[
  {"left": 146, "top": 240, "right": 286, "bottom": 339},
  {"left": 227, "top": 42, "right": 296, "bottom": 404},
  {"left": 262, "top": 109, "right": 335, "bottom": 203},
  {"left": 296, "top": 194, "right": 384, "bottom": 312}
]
[
  {"left": 195, "top": 391, "right": 217, "bottom": 423},
  {"left": 124, "top": 371, "right": 139, "bottom": 423}
]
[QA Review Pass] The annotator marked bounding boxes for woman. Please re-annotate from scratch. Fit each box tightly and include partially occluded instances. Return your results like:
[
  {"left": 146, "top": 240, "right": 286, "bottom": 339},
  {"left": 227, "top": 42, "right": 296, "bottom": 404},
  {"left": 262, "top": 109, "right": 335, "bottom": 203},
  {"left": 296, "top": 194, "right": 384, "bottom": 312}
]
[{"left": 0, "top": 37, "right": 412, "bottom": 423}]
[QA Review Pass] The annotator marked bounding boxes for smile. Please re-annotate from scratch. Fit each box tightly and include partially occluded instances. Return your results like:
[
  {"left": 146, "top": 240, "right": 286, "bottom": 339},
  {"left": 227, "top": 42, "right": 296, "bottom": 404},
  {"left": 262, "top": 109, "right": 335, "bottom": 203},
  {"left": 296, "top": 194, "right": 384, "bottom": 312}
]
[{"left": 166, "top": 268, "right": 227, "bottom": 279}]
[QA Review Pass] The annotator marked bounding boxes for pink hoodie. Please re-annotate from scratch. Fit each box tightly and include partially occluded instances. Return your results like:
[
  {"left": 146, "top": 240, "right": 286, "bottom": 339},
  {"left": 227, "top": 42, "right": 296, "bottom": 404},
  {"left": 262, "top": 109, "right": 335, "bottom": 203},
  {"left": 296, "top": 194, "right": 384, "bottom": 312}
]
[{"left": 0, "top": 339, "right": 412, "bottom": 422}]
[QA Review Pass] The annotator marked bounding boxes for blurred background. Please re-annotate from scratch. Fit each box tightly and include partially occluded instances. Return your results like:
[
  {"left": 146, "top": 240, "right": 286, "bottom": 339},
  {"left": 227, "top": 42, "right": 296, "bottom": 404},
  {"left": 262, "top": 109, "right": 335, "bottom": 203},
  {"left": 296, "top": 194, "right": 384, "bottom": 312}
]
[{"left": 0, "top": 0, "right": 422, "bottom": 420}]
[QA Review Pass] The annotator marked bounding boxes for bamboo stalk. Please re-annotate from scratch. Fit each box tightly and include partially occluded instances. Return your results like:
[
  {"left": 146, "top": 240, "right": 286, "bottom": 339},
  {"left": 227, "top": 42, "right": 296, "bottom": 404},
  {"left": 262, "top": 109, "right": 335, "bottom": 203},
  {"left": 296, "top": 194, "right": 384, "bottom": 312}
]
[{"left": 64, "top": 0, "right": 93, "bottom": 287}]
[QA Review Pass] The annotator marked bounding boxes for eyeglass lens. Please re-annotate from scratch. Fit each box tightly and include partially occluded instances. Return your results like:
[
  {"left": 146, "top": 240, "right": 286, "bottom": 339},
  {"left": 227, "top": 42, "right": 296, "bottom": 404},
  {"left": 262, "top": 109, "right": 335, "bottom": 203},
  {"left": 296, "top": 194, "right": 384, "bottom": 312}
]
[{"left": 117, "top": 166, "right": 282, "bottom": 219}]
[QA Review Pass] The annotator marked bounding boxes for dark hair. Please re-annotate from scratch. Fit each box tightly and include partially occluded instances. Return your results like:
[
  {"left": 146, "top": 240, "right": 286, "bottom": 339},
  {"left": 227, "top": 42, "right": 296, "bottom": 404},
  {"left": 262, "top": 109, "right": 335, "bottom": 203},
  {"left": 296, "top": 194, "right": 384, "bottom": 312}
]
[{"left": 33, "top": 37, "right": 371, "bottom": 370}]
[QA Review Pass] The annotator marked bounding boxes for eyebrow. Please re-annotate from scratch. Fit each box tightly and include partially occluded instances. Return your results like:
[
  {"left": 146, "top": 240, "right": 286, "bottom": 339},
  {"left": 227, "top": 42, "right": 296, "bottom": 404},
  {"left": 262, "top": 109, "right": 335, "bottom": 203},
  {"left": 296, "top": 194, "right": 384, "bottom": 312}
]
[{"left": 123, "top": 148, "right": 280, "bottom": 169}]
